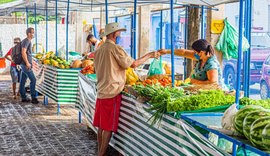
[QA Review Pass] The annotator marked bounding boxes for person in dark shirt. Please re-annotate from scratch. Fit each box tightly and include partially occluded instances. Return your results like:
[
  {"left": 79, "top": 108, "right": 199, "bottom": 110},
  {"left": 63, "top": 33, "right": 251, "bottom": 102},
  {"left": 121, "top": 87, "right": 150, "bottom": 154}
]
[{"left": 19, "top": 27, "right": 39, "bottom": 104}]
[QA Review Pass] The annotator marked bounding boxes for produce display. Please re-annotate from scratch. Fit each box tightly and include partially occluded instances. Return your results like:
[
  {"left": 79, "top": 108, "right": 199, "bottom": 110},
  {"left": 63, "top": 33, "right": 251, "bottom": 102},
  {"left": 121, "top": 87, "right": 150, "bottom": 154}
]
[
  {"left": 126, "top": 68, "right": 140, "bottom": 85},
  {"left": 233, "top": 105, "right": 270, "bottom": 152},
  {"left": 128, "top": 84, "right": 235, "bottom": 124},
  {"left": 139, "top": 76, "right": 185, "bottom": 87},
  {"left": 250, "top": 117, "right": 270, "bottom": 150},
  {"left": 233, "top": 105, "right": 264, "bottom": 135},
  {"left": 34, "top": 51, "right": 70, "bottom": 69},
  {"left": 80, "top": 64, "right": 94, "bottom": 75},
  {"left": 243, "top": 111, "right": 270, "bottom": 139},
  {"left": 262, "top": 123, "right": 270, "bottom": 149},
  {"left": 240, "top": 97, "right": 270, "bottom": 109}
]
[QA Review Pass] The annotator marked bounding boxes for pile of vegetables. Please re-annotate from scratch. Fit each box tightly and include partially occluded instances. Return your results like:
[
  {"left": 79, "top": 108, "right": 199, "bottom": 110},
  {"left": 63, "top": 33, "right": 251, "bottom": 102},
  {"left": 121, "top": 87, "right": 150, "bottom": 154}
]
[
  {"left": 133, "top": 85, "right": 185, "bottom": 124},
  {"left": 131, "top": 85, "right": 235, "bottom": 124},
  {"left": 240, "top": 97, "right": 270, "bottom": 109},
  {"left": 167, "top": 90, "right": 235, "bottom": 112}
]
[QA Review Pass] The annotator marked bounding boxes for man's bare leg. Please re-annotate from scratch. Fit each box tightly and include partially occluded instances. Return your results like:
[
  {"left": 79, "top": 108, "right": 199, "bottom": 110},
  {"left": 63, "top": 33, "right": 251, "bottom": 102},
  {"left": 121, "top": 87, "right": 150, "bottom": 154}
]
[
  {"left": 12, "top": 83, "right": 16, "bottom": 99},
  {"left": 97, "top": 128, "right": 103, "bottom": 154},
  {"left": 98, "top": 130, "right": 112, "bottom": 156}
]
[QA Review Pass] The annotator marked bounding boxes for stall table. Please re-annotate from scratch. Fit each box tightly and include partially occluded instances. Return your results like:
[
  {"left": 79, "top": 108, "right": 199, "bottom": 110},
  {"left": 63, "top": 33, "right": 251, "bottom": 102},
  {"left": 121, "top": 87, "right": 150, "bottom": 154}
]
[
  {"left": 180, "top": 113, "right": 270, "bottom": 156},
  {"left": 76, "top": 73, "right": 230, "bottom": 156}
]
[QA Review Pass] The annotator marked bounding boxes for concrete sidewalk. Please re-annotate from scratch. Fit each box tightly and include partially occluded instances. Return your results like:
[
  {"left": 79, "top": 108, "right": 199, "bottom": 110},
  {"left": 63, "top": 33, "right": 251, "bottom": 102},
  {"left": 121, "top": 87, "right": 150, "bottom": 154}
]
[{"left": 0, "top": 74, "right": 117, "bottom": 156}]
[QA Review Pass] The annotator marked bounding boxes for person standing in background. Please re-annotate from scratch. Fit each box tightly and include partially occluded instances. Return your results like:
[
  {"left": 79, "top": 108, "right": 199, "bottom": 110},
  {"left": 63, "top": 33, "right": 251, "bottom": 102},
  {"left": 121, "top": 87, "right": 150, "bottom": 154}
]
[
  {"left": 20, "top": 27, "right": 39, "bottom": 104},
  {"left": 4, "top": 37, "right": 21, "bottom": 99}
]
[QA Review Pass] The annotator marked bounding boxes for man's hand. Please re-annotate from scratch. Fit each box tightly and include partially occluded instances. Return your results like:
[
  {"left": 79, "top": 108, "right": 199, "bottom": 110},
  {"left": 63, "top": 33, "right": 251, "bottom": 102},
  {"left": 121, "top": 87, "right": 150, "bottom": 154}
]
[
  {"left": 148, "top": 51, "right": 160, "bottom": 59},
  {"left": 26, "top": 63, "right": 31, "bottom": 70}
]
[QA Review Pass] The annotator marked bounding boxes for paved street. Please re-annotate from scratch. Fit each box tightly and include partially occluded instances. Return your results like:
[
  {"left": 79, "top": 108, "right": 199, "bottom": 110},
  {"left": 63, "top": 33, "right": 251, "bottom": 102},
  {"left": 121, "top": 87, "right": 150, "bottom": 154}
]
[{"left": 0, "top": 74, "right": 117, "bottom": 156}]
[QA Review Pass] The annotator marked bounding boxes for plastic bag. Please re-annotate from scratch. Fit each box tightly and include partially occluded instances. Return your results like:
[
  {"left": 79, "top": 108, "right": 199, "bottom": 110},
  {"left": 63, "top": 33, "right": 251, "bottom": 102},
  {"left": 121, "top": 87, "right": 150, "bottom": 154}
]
[
  {"left": 216, "top": 19, "right": 250, "bottom": 60},
  {"left": 222, "top": 104, "right": 238, "bottom": 131},
  {"left": 209, "top": 133, "right": 234, "bottom": 153},
  {"left": 147, "top": 58, "right": 163, "bottom": 76}
]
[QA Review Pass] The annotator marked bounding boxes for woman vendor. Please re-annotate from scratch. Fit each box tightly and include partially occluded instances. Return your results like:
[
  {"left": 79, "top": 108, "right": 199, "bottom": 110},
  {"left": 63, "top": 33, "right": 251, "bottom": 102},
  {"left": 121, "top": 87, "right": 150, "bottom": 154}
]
[{"left": 159, "top": 39, "right": 227, "bottom": 90}]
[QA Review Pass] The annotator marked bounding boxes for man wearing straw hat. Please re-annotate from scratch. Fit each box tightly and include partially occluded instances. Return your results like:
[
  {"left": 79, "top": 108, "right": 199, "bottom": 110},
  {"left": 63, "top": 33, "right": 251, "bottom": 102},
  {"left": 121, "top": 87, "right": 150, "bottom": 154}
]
[{"left": 93, "top": 22, "right": 160, "bottom": 156}]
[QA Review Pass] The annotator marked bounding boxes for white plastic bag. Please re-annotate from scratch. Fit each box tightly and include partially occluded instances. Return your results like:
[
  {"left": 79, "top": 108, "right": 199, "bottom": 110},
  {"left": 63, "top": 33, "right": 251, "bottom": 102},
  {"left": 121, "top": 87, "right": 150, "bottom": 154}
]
[{"left": 222, "top": 104, "right": 238, "bottom": 131}]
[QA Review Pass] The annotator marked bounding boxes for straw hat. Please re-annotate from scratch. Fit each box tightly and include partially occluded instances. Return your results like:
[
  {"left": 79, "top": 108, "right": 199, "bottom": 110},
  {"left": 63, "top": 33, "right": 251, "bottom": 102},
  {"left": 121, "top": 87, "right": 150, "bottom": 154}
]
[{"left": 104, "top": 22, "right": 126, "bottom": 36}]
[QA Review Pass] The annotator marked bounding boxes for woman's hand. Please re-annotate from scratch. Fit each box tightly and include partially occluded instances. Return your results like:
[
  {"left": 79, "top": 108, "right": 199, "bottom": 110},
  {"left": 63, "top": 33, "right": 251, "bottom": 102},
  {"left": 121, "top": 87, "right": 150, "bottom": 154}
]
[
  {"left": 158, "top": 49, "right": 168, "bottom": 55},
  {"left": 190, "top": 78, "right": 198, "bottom": 84}
]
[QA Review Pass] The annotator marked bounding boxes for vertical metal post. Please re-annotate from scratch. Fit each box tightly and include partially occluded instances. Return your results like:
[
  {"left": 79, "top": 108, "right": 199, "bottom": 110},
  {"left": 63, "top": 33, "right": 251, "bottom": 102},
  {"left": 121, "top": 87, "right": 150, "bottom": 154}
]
[
  {"left": 243, "top": 0, "right": 248, "bottom": 96},
  {"left": 201, "top": 6, "right": 205, "bottom": 39},
  {"left": 46, "top": 0, "right": 48, "bottom": 53},
  {"left": 93, "top": 18, "right": 97, "bottom": 38},
  {"left": 66, "top": 0, "right": 70, "bottom": 61},
  {"left": 170, "top": 0, "right": 175, "bottom": 87},
  {"left": 232, "top": 144, "right": 237, "bottom": 156},
  {"left": 184, "top": 6, "right": 189, "bottom": 79},
  {"left": 131, "top": 14, "right": 134, "bottom": 57},
  {"left": 160, "top": 10, "right": 163, "bottom": 49},
  {"left": 55, "top": 0, "right": 58, "bottom": 56},
  {"left": 105, "top": 0, "right": 108, "bottom": 24},
  {"left": 34, "top": 3, "right": 38, "bottom": 53},
  {"left": 26, "top": 7, "right": 29, "bottom": 28},
  {"left": 247, "top": 0, "right": 252, "bottom": 97},
  {"left": 235, "top": 0, "right": 244, "bottom": 107},
  {"left": 133, "top": 0, "right": 137, "bottom": 59},
  {"left": 79, "top": 112, "right": 82, "bottom": 123}
]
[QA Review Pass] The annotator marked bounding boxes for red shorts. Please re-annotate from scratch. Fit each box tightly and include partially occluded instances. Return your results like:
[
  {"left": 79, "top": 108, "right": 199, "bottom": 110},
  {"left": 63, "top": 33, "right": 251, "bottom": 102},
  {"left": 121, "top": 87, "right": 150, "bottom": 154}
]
[{"left": 93, "top": 94, "right": 122, "bottom": 133}]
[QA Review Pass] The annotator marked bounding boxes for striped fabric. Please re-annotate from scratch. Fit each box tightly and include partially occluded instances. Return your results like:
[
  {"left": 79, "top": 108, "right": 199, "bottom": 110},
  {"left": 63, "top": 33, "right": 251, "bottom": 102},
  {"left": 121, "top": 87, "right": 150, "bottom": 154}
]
[
  {"left": 33, "top": 59, "right": 80, "bottom": 105},
  {"left": 76, "top": 74, "right": 229, "bottom": 156}
]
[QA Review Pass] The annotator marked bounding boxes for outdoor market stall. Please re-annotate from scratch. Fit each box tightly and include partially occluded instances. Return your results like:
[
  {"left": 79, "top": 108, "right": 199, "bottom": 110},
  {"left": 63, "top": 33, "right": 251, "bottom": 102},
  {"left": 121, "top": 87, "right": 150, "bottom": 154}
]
[
  {"left": 32, "top": 58, "right": 81, "bottom": 114},
  {"left": 76, "top": 73, "right": 230, "bottom": 156},
  {"left": 4, "top": 0, "right": 270, "bottom": 155}
]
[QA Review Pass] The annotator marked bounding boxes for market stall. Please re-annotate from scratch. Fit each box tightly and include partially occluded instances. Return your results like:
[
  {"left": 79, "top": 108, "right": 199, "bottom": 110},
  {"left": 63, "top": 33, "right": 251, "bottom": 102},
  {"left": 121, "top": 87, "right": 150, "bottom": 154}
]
[
  {"left": 32, "top": 58, "right": 81, "bottom": 114},
  {"left": 76, "top": 73, "right": 230, "bottom": 156}
]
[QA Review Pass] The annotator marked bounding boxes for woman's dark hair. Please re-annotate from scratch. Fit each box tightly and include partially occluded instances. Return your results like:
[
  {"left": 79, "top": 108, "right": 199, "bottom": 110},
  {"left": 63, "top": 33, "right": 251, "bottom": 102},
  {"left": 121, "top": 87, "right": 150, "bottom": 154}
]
[
  {"left": 86, "top": 34, "right": 94, "bottom": 42},
  {"left": 191, "top": 39, "right": 215, "bottom": 56}
]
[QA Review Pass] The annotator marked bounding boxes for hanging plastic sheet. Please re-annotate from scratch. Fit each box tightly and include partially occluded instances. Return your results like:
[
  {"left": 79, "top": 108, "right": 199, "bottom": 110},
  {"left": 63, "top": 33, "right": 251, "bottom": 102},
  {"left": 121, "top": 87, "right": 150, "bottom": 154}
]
[{"left": 216, "top": 19, "right": 250, "bottom": 60}]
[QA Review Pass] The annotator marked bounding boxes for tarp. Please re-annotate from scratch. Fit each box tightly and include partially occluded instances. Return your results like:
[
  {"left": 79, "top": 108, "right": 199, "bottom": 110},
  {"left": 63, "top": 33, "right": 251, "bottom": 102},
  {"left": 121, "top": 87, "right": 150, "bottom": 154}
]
[
  {"left": 0, "top": 0, "right": 239, "bottom": 16},
  {"left": 76, "top": 73, "right": 230, "bottom": 156},
  {"left": 32, "top": 59, "right": 80, "bottom": 105}
]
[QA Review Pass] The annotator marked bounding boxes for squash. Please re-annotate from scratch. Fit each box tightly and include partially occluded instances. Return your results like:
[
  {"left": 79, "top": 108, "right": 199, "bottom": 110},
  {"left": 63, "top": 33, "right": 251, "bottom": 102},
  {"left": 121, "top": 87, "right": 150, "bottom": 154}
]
[
  {"left": 71, "top": 60, "right": 82, "bottom": 68},
  {"left": 82, "top": 59, "right": 94, "bottom": 68}
]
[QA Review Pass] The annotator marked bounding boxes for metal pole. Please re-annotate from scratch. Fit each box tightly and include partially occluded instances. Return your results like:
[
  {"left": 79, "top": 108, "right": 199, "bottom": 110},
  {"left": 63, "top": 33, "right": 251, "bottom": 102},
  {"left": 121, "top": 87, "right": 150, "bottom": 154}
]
[
  {"left": 235, "top": 0, "right": 244, "bottom": 107},
  {"left": 131, "top": 14, "right": 134, "bottom": 57},
  {"left": 34, "top": 3, "right": 38, "bottom": 53},
  {"left": 46, "top": 0, "right": 48, "bottom": 53},
  {"left": 56, "top": 0, "right": 58, "bottom": 56},
  {"left": 93, "top": 18, "right": 97, "bottom": 38},
  {"left": 170, "top": 0, "right": 175, "bottom": 87},
  {"left": 247, "top": 0, "right": 252, "bottom": 97},
  {"left": 66, "top": 0, "right": 70, "bottom": 61},
  {"left": 160, "top": 10, "right": 163, "bottom": 49},
  {"left": 184, "top": 6, "right": 189, "bottom": 79},
  {"left": 105, "top": 0, "right": 108, "bottom": 24},
  {"left": 201, "top": 6, "right": 205, "bottom": 39},
  {"left": 26, "top": 7, "right": 29, "bottom": 28},
  {"left": 133, "top": 0, "right": 137, "bottom": 59},
  {"left": 243, "top": 0, "right": 248, "bottom": 96}
]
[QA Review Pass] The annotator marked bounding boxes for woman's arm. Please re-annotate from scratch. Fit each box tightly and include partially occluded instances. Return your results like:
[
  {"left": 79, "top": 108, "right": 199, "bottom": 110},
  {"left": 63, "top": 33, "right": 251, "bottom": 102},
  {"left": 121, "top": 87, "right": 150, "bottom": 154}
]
[
  {"left": 158, "top": 49, "right": 197, "bottom": 60},
  {"left": 191, "top": 69, "right": 219, "bottom": 84}
]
